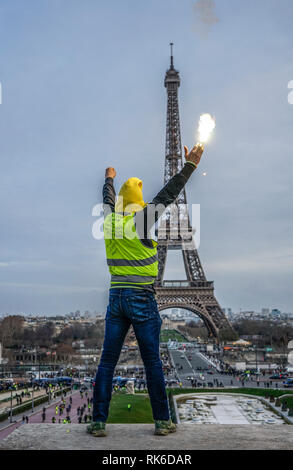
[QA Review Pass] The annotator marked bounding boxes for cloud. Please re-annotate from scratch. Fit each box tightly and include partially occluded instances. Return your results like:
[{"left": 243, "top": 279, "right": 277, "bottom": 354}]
[
  {"left": 0, "top": 261, "right": 19, "bottom": 267},
  {"left": 208, "top": 254, "right": 293, "bottom": 275},
  {"left": 192, "top": 0, "right": 219, "bottom": 38}
]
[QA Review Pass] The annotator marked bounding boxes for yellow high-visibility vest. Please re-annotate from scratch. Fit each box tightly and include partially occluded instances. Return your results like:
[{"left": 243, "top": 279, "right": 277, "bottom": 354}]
[{"left": 104, "top": 212, "right": 158, "bottom": 288}]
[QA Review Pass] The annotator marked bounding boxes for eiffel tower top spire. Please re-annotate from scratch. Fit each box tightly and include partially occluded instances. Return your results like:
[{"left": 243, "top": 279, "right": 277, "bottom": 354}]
[
  {"left": 165, "top": 42, "right": 180, "bottom": 87},
  {"left": 170, "top": 42, "right": 174, "bottom": 69}
]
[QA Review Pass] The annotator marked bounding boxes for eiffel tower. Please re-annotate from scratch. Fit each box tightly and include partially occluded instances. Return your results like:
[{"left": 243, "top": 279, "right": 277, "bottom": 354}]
[{"left": 154, "top": 44, "right": 234, "bottom": 339}]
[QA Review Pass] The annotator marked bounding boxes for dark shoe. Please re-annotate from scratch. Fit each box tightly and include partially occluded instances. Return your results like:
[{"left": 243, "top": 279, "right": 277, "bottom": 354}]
[
  {"left": 154, "top": 419, "right": 176, "bottom": 436},
  {"left": 87, "top": 421, "right": 107, "bottom": 437}
]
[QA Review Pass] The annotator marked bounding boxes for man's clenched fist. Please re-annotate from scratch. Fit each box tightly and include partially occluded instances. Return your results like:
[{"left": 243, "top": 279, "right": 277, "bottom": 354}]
[
  {"left": 184, "top": 144, "right": 204, "bottom": 167},
  {"left": 105, "top": 167, "right": 116, "bottom": 179}
]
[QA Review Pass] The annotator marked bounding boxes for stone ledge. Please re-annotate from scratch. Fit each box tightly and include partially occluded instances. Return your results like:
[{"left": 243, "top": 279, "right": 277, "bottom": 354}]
[{"left": 0, "top": 424, "right": 293, "bottom": 450}]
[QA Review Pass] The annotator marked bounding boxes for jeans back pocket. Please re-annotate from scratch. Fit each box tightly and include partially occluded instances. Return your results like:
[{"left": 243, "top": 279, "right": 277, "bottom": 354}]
[
  {"left": 107, "top": 295, "right": 122, "bottom": 319},
  {"left": 126, "top": 293, "right": 154, "bottom": 323}
]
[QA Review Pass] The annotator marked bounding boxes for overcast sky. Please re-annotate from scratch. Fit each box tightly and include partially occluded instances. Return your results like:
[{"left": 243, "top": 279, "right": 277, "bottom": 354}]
[{"left": 0, "top": 0, "right": 292, "bottom": 316}]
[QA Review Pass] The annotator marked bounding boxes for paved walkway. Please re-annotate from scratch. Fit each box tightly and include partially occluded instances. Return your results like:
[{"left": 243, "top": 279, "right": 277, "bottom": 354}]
[
  {"left": 0, "top": 389, "right": 93, "bottom": 441},
  {"left": 0, "top": 389, "right": 48, "bottom": 414},
  {"left": 0, "top": 386, "right": 41, "bottom": 402},
  {"left": 0, "top": 423, "right": 293, "bottom": 450}
]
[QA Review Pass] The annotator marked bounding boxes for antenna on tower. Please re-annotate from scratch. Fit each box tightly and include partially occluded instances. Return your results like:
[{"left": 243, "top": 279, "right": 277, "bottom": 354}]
[{"left": 170, "top": 42, "right": 174, "bottom": 69}]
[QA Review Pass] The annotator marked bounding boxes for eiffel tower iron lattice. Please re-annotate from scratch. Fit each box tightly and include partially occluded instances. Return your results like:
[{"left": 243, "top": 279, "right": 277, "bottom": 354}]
[{"left": 154, "top": 44, "right": 234, "bottom": 339}]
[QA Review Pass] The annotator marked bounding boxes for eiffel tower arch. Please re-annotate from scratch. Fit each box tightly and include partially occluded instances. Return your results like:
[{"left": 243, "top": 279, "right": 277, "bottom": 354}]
[{"left": 154, "top": 45, "right": 234, "bottom": 340}]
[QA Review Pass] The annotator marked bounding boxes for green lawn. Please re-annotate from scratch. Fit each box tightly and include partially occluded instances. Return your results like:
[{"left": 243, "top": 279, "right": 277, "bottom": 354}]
[
  {"left": 160, "top": 329, "right": 188, "bottom": 343},
  {"left": 107, "top": 393, "right": 154, "bottom": 423}
]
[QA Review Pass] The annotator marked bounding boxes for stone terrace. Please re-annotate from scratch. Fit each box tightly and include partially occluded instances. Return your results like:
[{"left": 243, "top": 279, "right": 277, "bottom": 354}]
[{"left": 0, "top": 423, "right": 292, "bottom": 450}]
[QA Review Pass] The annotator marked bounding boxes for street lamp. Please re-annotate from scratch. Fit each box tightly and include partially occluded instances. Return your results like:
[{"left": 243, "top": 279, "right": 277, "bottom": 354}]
[
  {"left": 31, "top": 384, "right": 34, "bottom": 413},
  {"left": 9, "top": 387, "right": 13, "bottom": 423},
  {"left": 255, "top": 336, "right": 260, "bottom": 373}
]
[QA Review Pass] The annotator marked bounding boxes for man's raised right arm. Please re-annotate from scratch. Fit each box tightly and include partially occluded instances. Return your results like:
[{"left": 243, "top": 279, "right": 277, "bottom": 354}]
[{"left": 103, "top": 167, "right": 116, "bottom": 213}]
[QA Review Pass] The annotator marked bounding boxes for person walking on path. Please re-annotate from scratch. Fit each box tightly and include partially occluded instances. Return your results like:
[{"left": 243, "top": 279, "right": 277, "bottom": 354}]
[{"left": 88, "top": 144, "right": 205, "bottom": 437}]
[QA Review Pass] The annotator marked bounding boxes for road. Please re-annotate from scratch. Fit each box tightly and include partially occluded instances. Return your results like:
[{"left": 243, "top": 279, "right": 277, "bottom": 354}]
[{"left": 169, "top": 349, "right": 288, "bottom": 389}]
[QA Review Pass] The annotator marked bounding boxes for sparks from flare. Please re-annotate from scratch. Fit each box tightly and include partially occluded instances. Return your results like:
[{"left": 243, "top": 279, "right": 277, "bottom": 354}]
[{"left": 197, "top": 113, "right": 216, "bottom": 144}]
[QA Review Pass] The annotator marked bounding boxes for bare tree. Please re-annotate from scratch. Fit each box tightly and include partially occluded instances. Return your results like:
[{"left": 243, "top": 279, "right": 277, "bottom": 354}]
[{"left": 0, "top": 315, "right": 25, "bottom": 348}]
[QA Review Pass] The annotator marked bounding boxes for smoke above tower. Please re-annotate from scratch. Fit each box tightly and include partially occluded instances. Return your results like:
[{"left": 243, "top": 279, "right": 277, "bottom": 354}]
[{"left": 192, "top": 0, "right": 219, "bottom": 38}]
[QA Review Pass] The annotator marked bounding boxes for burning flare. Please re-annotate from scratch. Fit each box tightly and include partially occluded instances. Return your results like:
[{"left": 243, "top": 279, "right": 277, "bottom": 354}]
[{"left": 197, "top": 113, "right": 216, "bottom": 143}]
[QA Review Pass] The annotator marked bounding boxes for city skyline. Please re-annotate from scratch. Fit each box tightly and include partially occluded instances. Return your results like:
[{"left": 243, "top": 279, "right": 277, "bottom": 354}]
[{"left": 1, "top": 305, "right": 292, "bottom": 319}]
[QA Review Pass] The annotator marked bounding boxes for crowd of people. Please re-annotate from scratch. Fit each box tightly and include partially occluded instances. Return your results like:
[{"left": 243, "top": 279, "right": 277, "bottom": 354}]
[
  {"left": 109, "top": 350, "right": 178, "bottom": 391},
  {"left": 18, "top": 388, "right": 94, "bottom": 425}
]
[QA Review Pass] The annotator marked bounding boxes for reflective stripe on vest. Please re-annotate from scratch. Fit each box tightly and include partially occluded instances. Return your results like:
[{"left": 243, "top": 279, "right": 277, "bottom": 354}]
[
  {"left": 107, "top": 254, "right": 158, "bottom": 267},
  {"left": 111, "top": 275, "right": 156, "bottom": 284}
]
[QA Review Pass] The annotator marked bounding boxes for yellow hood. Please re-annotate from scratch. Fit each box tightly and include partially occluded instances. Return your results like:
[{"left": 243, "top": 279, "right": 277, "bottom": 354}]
[{"left": 115, "top": 177, "right": 146, "bottom": 213}]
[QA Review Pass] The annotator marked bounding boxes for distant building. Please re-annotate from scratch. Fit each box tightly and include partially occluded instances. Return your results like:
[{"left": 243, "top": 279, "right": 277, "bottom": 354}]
[
  {"left": 223, "top": 308, "right": 233, "bottom": 320},
  {"left": 241, "top": 311, "right": 255, "bottom": 318},
  {"left": 271, "top": 309, "right": 281, "bottom": 317},
  {"left": 186, "top": 317, "right": 200, "bottom": 325},
  {"left": 169, "top": 319, "right": 186, "bottom": 328},
  {"left": 261, "top": 308, "right": 270, "bottom": 316},
  {"left": 162, "top": 317, "right": 171, "bottom": 329}
]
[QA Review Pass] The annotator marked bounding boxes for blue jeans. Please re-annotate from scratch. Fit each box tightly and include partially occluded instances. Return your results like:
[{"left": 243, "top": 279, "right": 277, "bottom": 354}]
[{"left": 93, "top": 288, "right": 169, "bottom": 422}]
